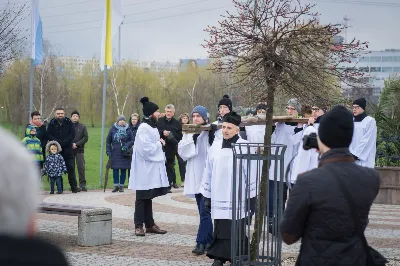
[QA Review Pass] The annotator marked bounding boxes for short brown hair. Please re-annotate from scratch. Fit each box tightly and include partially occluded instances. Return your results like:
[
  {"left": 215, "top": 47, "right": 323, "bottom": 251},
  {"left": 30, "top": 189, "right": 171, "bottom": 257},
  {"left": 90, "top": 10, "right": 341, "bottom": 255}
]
[{"left": 30, "top": 111, "right": 41, "bottom": 119}]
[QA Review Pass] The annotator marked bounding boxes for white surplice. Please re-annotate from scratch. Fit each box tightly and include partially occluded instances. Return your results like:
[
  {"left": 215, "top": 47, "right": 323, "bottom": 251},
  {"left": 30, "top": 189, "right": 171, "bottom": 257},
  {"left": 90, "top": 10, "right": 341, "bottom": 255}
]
[
  {"left": 349, "top": 116, "right": 377, "bottom": 168},
  {"left": 290, "top": 125, "right": 320, "bottom": 184},
  {"left": 199, "top": 138, "right": 250, "bottom": 220},
  {"left": 269, "top": 122, "right": 296, "bottom": 182},
  {"left": 245, "top": 125, "right": 266, "bottom": 198},
  {"left": 212, "top": 120, "right": 223, "bottom": 140},
  {"left": 178, "top": 131, "right": 210, "bottom": 198},
  {"left": 128, "top": 123, "right": 169, "bottom": 190}
]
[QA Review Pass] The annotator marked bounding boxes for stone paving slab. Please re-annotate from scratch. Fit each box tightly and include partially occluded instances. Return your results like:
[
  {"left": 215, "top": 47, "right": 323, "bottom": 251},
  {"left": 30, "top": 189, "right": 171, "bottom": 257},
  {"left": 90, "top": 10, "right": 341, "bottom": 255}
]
[{"left": 38, "top": 190, "right": 400, "bottom": 266}]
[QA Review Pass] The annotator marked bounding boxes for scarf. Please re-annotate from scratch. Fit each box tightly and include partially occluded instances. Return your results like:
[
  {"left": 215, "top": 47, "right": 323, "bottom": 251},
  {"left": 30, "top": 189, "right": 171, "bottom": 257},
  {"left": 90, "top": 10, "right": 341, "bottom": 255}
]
[
  {"left": 354, "top": 112, "right": 367, "bottom": 122},
  {"left": 113, "top": 122, "right": 128, "bottom": 143},
  {"left": 142, "top": 117, "right": 157, "bottom": 128},
  {"left": 222, "top": 134, "right": 240, "bottom": 149}
]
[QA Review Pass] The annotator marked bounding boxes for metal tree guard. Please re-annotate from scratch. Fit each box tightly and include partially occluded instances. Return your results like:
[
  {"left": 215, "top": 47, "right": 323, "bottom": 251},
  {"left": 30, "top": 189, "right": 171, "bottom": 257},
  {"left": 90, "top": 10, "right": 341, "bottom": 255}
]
[{"left": 231, "top": 143, "right": 287, "bottom": 266}]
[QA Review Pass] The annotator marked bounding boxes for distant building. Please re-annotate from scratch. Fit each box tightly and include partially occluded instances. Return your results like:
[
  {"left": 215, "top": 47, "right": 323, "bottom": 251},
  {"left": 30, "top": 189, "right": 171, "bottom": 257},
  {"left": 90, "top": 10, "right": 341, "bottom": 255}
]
[
  {"left": 179, "top": 59, "right": 214, "bottom": 71},
  {"left": 339, "top": 49, "right": 400, "bottom": 103}
]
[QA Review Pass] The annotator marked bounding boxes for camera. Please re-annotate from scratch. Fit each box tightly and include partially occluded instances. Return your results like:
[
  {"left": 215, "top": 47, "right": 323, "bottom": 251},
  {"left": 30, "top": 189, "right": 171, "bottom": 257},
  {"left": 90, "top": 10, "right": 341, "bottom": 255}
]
[{"left": 303, "top": 132, "right": 318, "bottom": 150}]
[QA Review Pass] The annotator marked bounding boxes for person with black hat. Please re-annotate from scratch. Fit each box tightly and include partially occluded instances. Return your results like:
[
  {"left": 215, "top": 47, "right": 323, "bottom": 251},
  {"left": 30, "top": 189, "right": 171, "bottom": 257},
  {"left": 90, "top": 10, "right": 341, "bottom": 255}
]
[
  {"left": 212, "top": 95, "right": 233, "bottom": 140},
  {"left": 349, "top": 98, "right": 377, "bottom": 168},
  {"left": 71, "top": 110, "right": 89, "bottom": 191},
  {"left": 199, "top": 112, "right": 250, "bottom": 266},
  {"left": 280, "top": 105, "right": 381, "bottom": 266},
  {"left": 128, "top": 97, "right": 169, "bottom": 237}
]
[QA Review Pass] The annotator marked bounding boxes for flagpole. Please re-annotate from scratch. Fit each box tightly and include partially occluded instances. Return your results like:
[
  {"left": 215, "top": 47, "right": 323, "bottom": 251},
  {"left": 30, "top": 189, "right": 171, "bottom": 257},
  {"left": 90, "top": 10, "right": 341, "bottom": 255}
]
[
  {"left": 29, "top": 59, "right": 34, "bottom": 121},
  {"left": 99, "top": 66, "right": 107, "bottom": 187}
]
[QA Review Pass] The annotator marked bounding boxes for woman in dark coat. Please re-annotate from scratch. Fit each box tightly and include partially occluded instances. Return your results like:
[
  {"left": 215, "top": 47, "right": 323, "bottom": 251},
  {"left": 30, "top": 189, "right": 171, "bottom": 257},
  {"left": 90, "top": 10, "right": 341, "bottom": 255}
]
[
  {"left": 106, "top": 115, "right": 134, "bottom": 192},
  {"left": 177, "top": 113, "right": 189, "bottom": 187}
]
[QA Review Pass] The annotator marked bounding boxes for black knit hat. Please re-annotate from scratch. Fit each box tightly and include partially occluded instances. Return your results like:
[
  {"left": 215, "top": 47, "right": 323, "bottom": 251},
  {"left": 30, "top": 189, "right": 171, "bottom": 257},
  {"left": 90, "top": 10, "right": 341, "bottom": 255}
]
[
  {"left": 218, "top": 95, "right": 233, "bottom": 111},
  {"left": 140, "top": 97, "right": 159, "bottom": 117},
  {"left": 223, "top": 111, "right": 241, "bottom": 126},
  {"left": 71, "top": 110, "right": 80, "bottom": 117},
  {"left": 318, "top": 105, "right": 354, "bottom": 149},
  {"left": 353, "top": 98, "right": 366, "bottom": 111}
]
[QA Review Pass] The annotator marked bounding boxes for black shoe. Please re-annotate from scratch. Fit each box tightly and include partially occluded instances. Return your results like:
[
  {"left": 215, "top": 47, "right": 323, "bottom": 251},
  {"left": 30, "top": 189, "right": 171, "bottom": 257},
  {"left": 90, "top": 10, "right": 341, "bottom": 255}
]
[
  {"left": 192, "top": 244, "right": 205, "bottom": 255},
  {"left": 56, "top": 191, "right": 63, "bottom": 194},
  {"left": 112, "top": 186, "right": 119, "bottom": 193},
  {"left": 205, "top": 243, "right": 211, "bottom": 252},
  {"left": 167, "top": 187, "right": 172, "bottom": 193},
  {"left": 173, "top": 183, "right": 179, "bottom": 189},
  {"left": 50, "top": 192, "right": 54, "bottom": 195},
  {"left": 211, "top": 260, "right": 224, "bottom": 266},
  {"left": 80, "top": 187, "right": 87, "bottom": 192},
  {"left": 72, "top": 188, "right": 81, "bottom": 193}
]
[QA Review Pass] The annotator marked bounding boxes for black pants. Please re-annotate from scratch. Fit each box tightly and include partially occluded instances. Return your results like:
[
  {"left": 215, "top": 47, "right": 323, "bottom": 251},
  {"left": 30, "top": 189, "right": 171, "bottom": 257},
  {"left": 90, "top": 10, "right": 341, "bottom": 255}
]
[
  {"left": 73, "top": 152, "right": 86, "bottom": 188},
  {"left": 134, "top": 199, "right": 155, "bottom": 228},
  {"left": 165, "top": 159, "right": 176, "bottom": 185},
  {"left": 62, "top": 154, "right": 78, "bottom": 190},
  {"left": 177, "top": 155, "right": 187, "bottom": 182}
]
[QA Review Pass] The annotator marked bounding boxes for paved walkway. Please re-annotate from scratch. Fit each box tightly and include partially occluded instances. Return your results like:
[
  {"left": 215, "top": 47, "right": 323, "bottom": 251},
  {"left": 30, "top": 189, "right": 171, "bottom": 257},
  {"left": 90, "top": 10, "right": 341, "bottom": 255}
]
[{"left": 37, "top": 189, "right": 400, "bottom": 265}]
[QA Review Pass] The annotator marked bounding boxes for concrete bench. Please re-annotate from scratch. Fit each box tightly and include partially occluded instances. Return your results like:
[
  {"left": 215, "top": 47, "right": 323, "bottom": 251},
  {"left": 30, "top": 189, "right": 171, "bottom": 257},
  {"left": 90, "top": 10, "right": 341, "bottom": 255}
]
[{"left": 38, "top": 203, "right": 112, "bottom": 246}]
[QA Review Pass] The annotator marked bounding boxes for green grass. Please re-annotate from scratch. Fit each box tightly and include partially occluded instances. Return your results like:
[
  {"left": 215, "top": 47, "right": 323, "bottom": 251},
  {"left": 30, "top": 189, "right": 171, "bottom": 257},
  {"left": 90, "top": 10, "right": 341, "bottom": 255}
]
[{"left": 1, "top": 123, "right": 182, "bottom": 191}]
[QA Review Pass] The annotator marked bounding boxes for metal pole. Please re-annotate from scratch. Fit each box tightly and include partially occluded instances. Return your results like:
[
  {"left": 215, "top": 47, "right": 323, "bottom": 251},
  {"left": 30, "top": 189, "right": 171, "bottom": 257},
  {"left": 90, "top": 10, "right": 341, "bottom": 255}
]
[
  {"left": 118, "top": 24, "right": 121, "bottom": 62},
  {"left": 99, "top": 66, "right": 107, "bottom": 187},
  {"left": 29, "top": 59, "right": 34, "bottom": 121}
]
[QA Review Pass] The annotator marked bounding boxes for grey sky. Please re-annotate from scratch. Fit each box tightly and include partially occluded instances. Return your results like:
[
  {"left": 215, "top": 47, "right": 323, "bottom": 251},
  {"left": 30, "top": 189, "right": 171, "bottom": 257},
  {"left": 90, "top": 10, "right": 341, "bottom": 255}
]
[{"left": 3, "top": 0, "right": 400, "bottom": 62}]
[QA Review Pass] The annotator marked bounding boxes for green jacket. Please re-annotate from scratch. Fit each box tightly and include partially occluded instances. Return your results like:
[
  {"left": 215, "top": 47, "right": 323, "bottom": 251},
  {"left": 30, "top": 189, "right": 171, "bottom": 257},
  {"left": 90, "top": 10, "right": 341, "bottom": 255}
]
[{"left": 22, "top": 136, "right": 44, "bottom": 164}]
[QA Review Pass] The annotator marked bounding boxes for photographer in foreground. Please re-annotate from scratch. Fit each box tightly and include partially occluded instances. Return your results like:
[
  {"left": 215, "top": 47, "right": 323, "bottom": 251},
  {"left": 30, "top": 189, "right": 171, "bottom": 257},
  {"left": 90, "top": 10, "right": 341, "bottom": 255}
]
[{"left": 280, "top": 105, "right": 382, "bottom": 266}]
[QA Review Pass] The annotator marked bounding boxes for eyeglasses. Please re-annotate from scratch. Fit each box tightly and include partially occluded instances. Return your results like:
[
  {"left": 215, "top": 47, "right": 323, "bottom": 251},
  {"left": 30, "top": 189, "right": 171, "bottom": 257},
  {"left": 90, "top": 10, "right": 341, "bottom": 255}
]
[
  {"left": 311, "top": 107, "right": 320, "bottom": 111},
  {"left": 286, "top": 107, "right": 296, "bottom": 111},
  {"left": 352, "top": 106, "right": 361, "bottom": 110}
]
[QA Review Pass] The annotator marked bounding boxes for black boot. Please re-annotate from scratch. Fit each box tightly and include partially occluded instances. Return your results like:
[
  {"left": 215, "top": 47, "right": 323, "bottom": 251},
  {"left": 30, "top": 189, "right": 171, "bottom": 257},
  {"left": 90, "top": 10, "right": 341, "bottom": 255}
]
[
  {"left": 211, "top": 260, "right": 224, "bottom": 266},
  {"left": 112, "top": 186, "right": 119, "bottom": 193},
  {"left": 192, "top": 244, "right": 205, "bottom": 255}
]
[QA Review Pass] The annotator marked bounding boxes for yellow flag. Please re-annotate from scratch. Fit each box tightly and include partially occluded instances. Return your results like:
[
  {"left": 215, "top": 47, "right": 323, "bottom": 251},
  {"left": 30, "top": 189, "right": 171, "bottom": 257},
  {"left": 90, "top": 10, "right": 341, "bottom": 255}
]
[
  {"left": 100, "top": 0, "right": 124, "bottom": 70},
  {"left": 105, "top": 0, "right": 112, "bottom": 67}
]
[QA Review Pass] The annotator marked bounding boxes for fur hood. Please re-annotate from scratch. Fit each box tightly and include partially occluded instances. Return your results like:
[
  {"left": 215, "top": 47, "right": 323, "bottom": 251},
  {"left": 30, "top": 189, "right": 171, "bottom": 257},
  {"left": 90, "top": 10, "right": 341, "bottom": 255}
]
[{"left": 46, "top": 141, "right": 62, "bottom": 153}]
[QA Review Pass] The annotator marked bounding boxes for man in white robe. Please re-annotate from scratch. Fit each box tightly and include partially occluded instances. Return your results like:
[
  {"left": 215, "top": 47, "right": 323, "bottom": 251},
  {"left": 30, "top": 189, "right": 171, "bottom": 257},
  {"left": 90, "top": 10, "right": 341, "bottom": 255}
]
[
  {"left": 178, "top": 105, "right": 214, "bottom": 255},
  {"left": 289, "top": 104, "right": 326, "bottom": 186},
  {"left": 199, "top": 112, "right": 249, "bottom": 266},
  {"left": 267, "top": 98, "right": 302, "bottom": 223},
  {"left": 350, "top": 98, "right": 377, "bottom": 168},
  {"left": 128, "top": 97, "right": 169, "bottom": 236},
  {"left": 212, "top": 95, "right": 232, "bottom": 140}
]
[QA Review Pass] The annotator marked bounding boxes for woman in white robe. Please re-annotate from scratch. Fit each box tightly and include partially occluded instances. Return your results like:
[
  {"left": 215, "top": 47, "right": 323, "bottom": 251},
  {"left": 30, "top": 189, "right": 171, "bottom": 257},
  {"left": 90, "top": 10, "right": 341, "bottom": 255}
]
[{"left": 128, "top": 97, "right": 169, "bottom": 236}]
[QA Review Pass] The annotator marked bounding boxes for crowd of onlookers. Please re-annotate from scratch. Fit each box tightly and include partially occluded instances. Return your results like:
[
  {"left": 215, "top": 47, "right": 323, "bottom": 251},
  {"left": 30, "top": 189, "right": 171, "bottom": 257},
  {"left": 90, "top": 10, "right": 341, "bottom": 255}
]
[{"left": 20, "top": 105, "right": 193, "bottom": 194}]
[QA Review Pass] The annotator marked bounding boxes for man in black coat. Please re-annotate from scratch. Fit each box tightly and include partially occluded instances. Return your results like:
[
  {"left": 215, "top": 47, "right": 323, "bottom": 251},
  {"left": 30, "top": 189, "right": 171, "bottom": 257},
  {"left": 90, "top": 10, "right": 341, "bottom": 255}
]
[
  {"left": 280, "top": 105, "right": 380, "bottom": 266},
  {"left": 47, "top": 108, "right": 80, "bottom": 193},
  {"left": 157, "top": 104, "right": 182, "bottom": 192}
]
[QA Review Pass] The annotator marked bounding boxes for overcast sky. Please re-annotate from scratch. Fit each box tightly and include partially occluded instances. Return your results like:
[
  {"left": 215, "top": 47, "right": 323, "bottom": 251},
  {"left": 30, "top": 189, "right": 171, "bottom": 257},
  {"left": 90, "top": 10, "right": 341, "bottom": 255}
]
[{"left": 3, "top": 0, "right": 400, "bottom": 62}]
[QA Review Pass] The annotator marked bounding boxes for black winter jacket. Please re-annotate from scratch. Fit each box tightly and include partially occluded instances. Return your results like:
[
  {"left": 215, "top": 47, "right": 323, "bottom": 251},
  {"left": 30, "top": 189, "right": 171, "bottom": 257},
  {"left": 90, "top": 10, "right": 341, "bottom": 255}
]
[
  {"left": 157, "top": 116, "right": 182, "bottom": 161},
  {"left": 46, "top": 117, "right": 75, "bottom": 158},
  {"left": 280, "top": 148, "right": 380, "bottom": 266}
]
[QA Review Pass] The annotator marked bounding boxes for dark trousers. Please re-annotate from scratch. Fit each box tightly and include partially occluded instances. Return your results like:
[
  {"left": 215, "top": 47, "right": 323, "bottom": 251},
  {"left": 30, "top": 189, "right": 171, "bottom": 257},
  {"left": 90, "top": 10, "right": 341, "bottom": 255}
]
[
  {"left": 73, "top": 152, "right": 86, "bottom": 188},
  {"left": 134, "top": 199, "right": 155, "bottom": 228},
  {"left": 113, "top": 169, "right": 127, "bottom": 186},
  {"left": 50, "top": 176, "right": 62, "bottom": 193},
  {"left": 268, "top": 180, "right": 291, "bottom": 218},
  {"left": 62, "top": 154, "right": 78, "bottom": 190},
  {"left": 195, "top": 194, "right": 213, "bottom": 245},
  {"left": 165, "top": 159, "right": 176, "bottom": 185},
  {"left": 177, "top": 155, "right": 187, "bottom": 182}
]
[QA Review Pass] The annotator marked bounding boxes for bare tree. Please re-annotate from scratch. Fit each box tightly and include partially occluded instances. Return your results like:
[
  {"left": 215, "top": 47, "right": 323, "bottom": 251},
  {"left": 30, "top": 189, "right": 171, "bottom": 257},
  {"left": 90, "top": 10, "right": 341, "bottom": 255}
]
[
  {"left": 203, "top": 0, "right": 367, "bottom": 259},
  {"left": 0, "top": 2, "right": 29, "bottom": 71}
]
